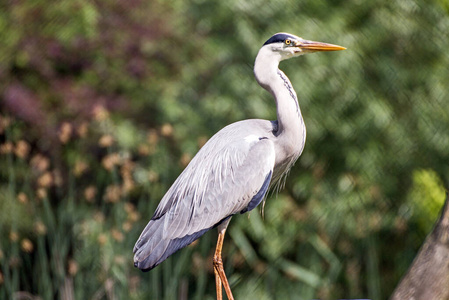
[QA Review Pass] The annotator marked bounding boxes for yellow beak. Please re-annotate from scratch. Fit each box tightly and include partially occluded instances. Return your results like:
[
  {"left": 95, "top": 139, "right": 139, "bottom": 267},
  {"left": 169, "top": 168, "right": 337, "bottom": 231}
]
[{"left": 295, "top": 40, "right": 346, "bottom": 51}]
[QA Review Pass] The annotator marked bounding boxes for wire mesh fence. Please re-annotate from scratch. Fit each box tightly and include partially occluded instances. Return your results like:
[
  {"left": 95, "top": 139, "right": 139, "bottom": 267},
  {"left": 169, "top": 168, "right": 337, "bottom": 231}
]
[{"left": 0, "top": 0, "right": 448, "bottom": 299}]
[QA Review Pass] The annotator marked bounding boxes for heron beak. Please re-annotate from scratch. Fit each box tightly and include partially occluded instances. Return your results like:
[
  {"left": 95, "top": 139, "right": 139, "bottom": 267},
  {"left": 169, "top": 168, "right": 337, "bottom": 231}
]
[{"left": 295, "top": 40, "right": 346, "bottom": 52}]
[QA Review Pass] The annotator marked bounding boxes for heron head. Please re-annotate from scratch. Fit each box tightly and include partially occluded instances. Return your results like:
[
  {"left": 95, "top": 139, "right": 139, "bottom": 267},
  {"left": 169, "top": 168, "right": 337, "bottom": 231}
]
[{"left": 263, "top": 32, "right": 346, "bottom": 61}]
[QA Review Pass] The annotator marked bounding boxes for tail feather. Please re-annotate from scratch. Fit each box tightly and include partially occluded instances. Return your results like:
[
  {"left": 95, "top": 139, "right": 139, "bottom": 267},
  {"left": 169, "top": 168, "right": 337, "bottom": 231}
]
[
  {"left": 133, "top": 216, "right": 214, "bottom": 271},
  {"left": 133, "top": 218, "right": 163, "bottom": 253}
]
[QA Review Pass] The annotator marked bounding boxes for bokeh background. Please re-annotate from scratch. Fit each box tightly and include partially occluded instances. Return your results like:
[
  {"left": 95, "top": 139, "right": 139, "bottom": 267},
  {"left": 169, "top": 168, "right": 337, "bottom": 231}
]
[{"left": 1, "top": 0, "right": 448, "bottom": 299}]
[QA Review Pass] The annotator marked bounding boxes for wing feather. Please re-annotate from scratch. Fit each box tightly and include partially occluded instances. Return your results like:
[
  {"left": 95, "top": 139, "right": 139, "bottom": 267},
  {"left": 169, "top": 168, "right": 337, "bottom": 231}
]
[{"left": 134, "top": 120, "right": 276, "bottom": 271}]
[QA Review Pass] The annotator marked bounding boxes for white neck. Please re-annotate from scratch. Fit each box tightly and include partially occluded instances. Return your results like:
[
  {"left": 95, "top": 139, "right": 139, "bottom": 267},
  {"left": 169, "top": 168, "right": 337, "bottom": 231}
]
[{"left": 254, "top": 47, "right": 305, "bottom": 141}]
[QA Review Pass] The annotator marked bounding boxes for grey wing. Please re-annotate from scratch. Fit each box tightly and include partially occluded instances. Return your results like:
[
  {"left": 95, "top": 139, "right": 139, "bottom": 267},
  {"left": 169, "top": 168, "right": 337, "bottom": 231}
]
[{"left": 133, "top": 130, "right": 275, "bottom": 271}]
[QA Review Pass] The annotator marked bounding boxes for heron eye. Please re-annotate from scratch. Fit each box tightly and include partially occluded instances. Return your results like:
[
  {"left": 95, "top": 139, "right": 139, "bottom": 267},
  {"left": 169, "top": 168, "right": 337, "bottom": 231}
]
[{"left": 285, "top": 39, "right": 291, "bottom": 45}]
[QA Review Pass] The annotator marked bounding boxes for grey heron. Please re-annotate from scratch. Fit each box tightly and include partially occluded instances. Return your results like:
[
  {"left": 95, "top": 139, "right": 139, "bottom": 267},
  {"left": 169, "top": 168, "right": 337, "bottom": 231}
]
[{"left": 134, "top": 32, "right": 345, "bottom": 299}]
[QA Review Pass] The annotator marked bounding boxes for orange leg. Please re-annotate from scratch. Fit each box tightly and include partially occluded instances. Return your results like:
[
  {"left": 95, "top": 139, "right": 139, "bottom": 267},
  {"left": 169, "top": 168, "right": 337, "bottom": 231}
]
[
  {"left": 213, "top": 229, "right": 234, "bottom": 300},
  {"left": 214, "top": 259, "right": 223, "bottom": 300}
]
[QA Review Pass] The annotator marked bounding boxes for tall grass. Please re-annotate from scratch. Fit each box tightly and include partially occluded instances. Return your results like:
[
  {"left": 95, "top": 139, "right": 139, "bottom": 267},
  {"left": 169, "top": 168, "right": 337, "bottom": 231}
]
[{"left": 0, "top": 111, "right": 350, "bottom": 299}]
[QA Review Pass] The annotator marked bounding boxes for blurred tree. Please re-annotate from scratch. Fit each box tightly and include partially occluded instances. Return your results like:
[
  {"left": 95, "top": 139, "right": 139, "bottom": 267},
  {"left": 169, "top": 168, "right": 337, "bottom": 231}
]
[
  {"left": 391, "top": 194, "right": 449, "bottom": 300},
  {"left": 0, "top": 0, "right": 448, "bottom": 299}
]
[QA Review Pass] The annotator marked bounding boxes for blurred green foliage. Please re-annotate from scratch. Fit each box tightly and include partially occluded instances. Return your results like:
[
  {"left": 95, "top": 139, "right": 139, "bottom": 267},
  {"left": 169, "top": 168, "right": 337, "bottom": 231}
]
[
  {"left": 0, "top": 0, "right": 448, "bottom": 299},
  {"left": 409, "top": 169, "right": 446, "bottom": 234}
]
